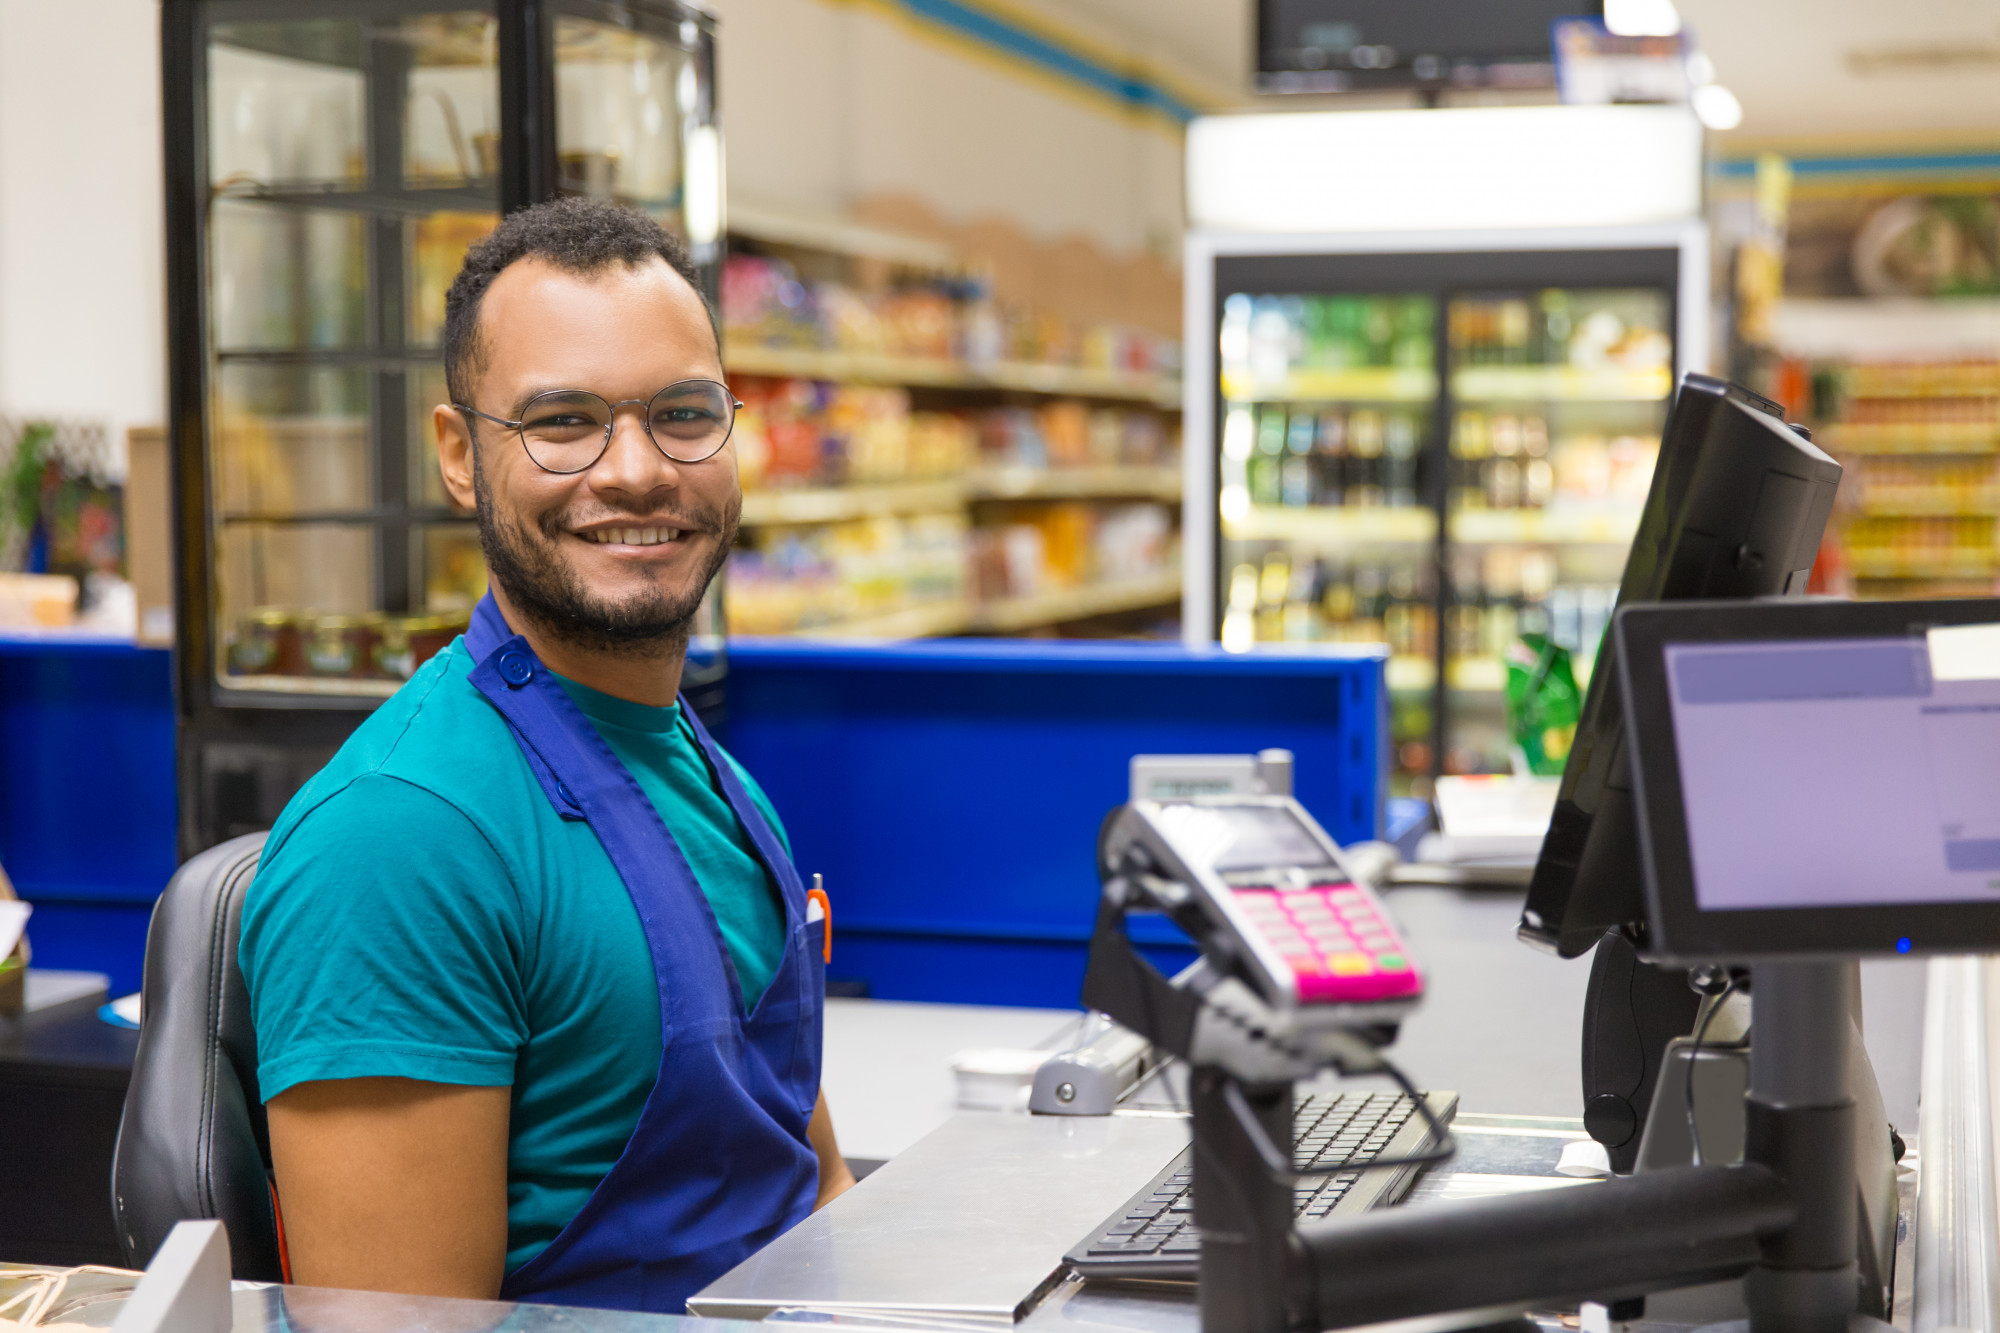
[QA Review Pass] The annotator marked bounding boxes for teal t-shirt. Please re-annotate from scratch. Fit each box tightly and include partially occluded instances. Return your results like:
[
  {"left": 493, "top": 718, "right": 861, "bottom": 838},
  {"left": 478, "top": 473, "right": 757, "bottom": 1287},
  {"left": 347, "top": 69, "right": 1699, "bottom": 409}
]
[{"left": 239, "top": 639, "right": 790, "bottom": 1273}]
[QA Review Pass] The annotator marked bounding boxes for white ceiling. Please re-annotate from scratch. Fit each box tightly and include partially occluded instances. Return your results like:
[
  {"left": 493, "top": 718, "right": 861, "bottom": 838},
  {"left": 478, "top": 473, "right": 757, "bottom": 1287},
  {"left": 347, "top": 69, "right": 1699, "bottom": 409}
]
[{"left": 1025, "top": 0, "right": 2000, "bottom": 143}]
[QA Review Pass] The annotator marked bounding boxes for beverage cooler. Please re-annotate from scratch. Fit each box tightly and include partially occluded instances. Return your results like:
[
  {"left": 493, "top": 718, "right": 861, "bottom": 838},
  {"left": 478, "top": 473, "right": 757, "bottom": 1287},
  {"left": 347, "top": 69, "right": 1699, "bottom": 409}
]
[
  {"left": 164, "top": 0, "right": 722, "bottom": 854},
  {"left": 1182, "top": 228, "right": 1706, "bottom": 789}
]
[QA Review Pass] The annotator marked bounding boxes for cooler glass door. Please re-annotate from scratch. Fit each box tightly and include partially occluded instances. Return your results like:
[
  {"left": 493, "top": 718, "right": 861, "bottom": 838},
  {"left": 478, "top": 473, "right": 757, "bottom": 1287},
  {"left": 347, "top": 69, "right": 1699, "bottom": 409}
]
[
  {"left": 1441, "top": 285, "right": 1674, "bottom": 775},
  {"left": 1216, "top": 291, "right": 1441, "bottom": 788}
]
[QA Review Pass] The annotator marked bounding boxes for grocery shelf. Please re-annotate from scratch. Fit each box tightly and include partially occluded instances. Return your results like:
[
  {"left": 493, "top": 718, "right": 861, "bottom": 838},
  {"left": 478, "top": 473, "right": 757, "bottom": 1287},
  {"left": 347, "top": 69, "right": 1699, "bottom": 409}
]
[
  {"left": 1853, "top": 489, "right": 2000, "bottom": 516},
  {"left": 1387, "top": 655, "right": 1507, "bottom": 693},
  {"left": 1220, "top": 367, "right": 1436, "bottom": 404},
  {"left": 1450, "top": 657, "right": 1507, "bottom": 693},
  {"left": 1451, "top": 509, "right": 1641, "bottom": 545},
  {"left": 1450, "top": 366, "right": 1672, "bottom": 402},
  {"left": 1826, "top": 423, "right": 2000, "bottom": 454},
  {"left": 1223, "top": 505, "right": 1436, "bottom": 545},
  {"left": 1385, "top": 655, "right": 1434, "bottom": 692},
  {"left": 968, "top": 464, "right": 1182, "bottom": 502},
  {"left": 216, "top": 673, "right": 400, "bottom": 700},
  {"left": 1846, "top": 366, "right": 2000, "bottom": 398},
  {"left": 1846, "top": 551, "right": 2000, "bottom": 578},
  {"left": 740, "top": 481, "right": 965, "bottom": 526},
  {"left": 723, "top": 340, "right": 1178, "bottom": 405},
  {"left": 740, "top": 466, "right": 1184, "bottom": 526},
  {"left": 789, "top": 572, "right": 1181, "bottom": 638},
  {"left": 967, "top": 572, "right": 1182, "bottom": 633},
  {"left": 807, "top": 600, "right": 977, "bottom": 640}
]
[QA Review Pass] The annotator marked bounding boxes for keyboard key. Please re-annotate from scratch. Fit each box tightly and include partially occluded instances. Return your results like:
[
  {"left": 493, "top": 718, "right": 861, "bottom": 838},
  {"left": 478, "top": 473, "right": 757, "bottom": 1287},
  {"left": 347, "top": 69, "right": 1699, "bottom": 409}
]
[{"left": 1327, "top": 953, "right": 1373, "bottom": 976}]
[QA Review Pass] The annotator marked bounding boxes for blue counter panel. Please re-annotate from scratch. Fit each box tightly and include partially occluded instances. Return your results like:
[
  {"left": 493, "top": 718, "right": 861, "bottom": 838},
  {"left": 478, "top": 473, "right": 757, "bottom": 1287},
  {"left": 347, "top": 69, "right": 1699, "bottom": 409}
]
[
  {"left": 0, "top": 636, "right": 177, "bottom": 996},
  {"left": 0, "top": 635, "right": 1389, "bottom": 1009},
  {"left": 727, "top": 638, "right": 1388, "bottom": 1008}
]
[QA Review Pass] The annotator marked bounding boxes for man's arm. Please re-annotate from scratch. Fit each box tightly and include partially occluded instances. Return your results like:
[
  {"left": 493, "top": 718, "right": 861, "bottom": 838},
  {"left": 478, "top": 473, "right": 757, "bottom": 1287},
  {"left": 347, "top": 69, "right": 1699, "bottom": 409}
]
[
  {"left": 808, "top": 1090, "right": 858, "bottom": 1209},
  {"left": 268, "top": 1077, "right": 512, "bottom": 1298}
]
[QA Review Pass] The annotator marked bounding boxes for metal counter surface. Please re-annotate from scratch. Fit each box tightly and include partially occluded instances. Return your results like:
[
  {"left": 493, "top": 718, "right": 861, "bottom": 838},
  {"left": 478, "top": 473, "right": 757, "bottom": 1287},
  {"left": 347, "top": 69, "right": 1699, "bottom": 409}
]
[{"left": 689, "top": 1111, "right": 1192, "bottom": 1321}]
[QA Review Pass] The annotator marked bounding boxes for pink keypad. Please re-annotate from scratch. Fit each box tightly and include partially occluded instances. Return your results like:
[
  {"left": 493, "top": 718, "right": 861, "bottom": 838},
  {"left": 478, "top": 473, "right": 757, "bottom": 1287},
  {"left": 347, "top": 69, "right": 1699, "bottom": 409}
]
[{"left": 1233, "top": 884, "right": 1422, "bottom": 1004}]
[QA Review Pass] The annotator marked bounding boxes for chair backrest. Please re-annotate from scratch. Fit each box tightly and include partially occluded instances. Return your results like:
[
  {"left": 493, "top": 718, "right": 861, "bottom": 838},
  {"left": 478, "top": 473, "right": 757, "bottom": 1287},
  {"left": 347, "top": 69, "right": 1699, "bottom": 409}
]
[{"left": 110, "top": 833, "right": 282, "bottom": 1280}]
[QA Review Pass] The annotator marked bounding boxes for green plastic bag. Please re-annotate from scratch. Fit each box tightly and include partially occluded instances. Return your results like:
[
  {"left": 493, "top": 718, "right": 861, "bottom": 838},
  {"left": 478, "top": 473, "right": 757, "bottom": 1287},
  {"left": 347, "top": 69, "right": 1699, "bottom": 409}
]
[{"left": 1504, "top": 633, "right": 1582, "bottom": 776}]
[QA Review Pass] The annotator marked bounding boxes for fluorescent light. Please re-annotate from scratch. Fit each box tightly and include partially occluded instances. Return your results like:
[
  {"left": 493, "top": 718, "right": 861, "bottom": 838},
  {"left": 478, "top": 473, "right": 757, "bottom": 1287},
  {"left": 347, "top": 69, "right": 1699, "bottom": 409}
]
[
  {"left": 1691, "top": 83, "right": 1743, "bottom": 131},
  {"left": 1605, "top": 0, "right": 1682, "bottom": 37},
  {"left": 683, "top": 125, "right": 723, "bottom": 246},
  {"left": 1187, "top": 105, "right": 1703, "bottom": 233}
]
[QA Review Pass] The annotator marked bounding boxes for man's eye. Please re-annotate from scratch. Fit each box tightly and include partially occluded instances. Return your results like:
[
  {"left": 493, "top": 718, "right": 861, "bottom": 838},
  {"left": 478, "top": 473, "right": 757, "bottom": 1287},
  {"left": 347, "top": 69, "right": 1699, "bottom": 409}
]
[{"left": 530, "top": 413, "right": 598, "bottom": 429}]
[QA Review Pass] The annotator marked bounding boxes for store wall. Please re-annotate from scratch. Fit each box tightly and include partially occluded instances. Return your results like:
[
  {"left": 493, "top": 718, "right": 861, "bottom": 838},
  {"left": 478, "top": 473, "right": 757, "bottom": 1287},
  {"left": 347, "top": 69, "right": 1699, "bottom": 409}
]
[
  {"left": 0, "top": 0, "right": 165, "bottom": 464},
  {"left": 707, "top": 0, "right": 1189, "bottom": 263},
  {"left": 0, "top": 0, "right": 1188, "bottom": 465}
]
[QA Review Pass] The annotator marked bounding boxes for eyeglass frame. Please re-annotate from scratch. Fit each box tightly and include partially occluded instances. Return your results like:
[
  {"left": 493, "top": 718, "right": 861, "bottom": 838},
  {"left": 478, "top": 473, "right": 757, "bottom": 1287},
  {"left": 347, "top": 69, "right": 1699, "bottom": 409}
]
[{"left": 453, "top": 378, "right": 746, "bottom": 474}]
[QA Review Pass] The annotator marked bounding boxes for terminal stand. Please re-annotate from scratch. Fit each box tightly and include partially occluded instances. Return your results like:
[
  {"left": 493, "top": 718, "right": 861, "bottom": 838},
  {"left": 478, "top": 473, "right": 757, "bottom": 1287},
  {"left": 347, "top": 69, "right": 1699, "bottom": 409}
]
[{"left": 1083, "top": 868, "right": 1898, "bottom": 1333}]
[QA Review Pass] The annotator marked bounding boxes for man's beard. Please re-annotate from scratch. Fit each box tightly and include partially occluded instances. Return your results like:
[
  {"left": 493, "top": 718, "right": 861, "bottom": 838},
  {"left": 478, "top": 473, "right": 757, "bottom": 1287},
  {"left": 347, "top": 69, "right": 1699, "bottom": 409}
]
[{"left": 473, "top": 451, "right": 737, "bottom": 656}]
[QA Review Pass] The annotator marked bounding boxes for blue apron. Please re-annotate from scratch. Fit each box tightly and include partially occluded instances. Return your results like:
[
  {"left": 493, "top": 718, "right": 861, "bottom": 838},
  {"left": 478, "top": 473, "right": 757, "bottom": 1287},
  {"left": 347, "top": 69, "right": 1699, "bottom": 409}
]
[{"left": 462, "top": 594, "right": 824, "bottom": 1313}]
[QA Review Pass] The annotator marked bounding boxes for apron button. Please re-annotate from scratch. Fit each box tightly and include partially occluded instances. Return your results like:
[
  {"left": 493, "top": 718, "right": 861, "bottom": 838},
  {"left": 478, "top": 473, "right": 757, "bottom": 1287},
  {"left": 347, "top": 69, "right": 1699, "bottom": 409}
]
[{"left": 498, "top": 651, "right": 534, "bottom": 686}]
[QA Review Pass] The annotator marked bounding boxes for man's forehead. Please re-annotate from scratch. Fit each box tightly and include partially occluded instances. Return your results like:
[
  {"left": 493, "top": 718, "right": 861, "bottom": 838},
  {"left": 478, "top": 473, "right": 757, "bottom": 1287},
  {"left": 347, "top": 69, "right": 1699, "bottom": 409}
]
[{"left": 477, "top": 255, "right": 718, "bottom": 370}]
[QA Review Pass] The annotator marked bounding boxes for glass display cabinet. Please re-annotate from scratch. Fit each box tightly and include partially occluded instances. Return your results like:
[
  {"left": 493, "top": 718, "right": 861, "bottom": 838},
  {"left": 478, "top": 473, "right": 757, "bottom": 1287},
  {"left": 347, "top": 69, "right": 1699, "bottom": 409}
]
[{"left": 165, "top": 0, "right": 722, "bottom": 853}]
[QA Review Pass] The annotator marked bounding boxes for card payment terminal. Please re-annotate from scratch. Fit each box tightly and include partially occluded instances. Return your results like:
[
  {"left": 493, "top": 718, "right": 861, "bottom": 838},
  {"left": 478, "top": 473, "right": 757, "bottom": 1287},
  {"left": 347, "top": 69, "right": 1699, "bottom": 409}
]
[{"left": 1103, "top": 795, "right": 1423, "bottom": 1014}]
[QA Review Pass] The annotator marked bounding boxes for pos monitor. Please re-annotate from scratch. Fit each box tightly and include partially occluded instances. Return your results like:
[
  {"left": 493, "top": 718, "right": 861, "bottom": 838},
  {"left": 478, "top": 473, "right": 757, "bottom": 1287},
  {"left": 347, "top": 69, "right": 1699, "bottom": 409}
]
[
  {"left": 1616, "top": 596, "right": 2000, "bottom": 960},
  {"left": 1519, "top": 375, "right": 1841, "bottom": 957}
]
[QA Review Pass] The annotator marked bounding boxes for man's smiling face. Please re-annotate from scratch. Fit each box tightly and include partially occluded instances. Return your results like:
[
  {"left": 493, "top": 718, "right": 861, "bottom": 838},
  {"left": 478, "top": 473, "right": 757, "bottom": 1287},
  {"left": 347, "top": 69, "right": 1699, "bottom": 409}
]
[{"left": 435, "top": 254, "right": 739, "bottom": 649}]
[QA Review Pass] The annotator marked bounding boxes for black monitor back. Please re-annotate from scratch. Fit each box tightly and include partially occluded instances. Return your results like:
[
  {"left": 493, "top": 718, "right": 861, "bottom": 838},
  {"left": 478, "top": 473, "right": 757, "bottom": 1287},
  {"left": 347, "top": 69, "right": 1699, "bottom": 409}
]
[{"left": 1518, "top": 373, "right": 1842, "bottom": 958}]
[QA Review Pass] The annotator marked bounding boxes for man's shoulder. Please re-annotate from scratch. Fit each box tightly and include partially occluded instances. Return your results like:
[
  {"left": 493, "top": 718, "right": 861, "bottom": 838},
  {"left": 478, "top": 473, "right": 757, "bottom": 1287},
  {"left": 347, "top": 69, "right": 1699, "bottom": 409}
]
[{"left": 267, "top": 639, "right": 535, "bottom": 852}]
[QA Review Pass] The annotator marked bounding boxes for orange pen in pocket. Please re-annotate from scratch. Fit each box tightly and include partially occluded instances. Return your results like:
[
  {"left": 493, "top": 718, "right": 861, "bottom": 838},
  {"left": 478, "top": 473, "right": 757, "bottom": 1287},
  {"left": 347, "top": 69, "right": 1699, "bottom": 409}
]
[{"left": 806, "top": 873, "right": 831, "bottom": 963}]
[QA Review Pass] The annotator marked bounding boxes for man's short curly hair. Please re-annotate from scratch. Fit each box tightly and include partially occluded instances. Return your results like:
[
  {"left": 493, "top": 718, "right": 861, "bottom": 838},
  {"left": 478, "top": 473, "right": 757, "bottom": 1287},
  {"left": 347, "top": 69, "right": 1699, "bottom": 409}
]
[{"left": 441, "top": 196, "right": 713, "bottom": 407}]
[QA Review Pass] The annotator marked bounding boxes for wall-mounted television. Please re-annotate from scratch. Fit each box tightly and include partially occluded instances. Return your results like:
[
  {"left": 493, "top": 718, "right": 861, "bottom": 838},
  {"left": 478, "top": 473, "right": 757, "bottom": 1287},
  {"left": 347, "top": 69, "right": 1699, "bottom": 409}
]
[{"left": 1257, "top": 0, "right": 1604, "bottom": 93}]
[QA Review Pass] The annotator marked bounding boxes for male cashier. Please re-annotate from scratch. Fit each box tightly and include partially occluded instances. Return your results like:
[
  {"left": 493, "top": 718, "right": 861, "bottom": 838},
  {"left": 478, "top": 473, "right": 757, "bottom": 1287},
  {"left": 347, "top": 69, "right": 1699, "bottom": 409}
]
[{"left": 241, "top": 197, "right": 856, "bottom": 1314}]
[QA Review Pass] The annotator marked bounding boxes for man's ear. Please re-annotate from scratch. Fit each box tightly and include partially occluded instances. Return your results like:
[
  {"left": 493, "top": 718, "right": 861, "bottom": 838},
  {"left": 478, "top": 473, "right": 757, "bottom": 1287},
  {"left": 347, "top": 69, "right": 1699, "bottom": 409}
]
[{"left": 433, "top": 403, "right": 479, "bottom": 513}]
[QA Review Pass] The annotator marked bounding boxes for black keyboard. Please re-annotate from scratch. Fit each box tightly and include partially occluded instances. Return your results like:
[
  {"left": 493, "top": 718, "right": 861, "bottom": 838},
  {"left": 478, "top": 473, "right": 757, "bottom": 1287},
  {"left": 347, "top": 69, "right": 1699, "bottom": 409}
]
[{"left": 1065, "top": 1089, "right": 1458, "bottom": 1280}]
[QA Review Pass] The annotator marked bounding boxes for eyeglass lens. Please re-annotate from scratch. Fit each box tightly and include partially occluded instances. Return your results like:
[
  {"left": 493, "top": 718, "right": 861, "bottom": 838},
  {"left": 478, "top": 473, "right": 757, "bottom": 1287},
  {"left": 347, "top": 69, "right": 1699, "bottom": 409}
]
[{"left": 517, "top": 380, "right": 736, "bottom": 472}]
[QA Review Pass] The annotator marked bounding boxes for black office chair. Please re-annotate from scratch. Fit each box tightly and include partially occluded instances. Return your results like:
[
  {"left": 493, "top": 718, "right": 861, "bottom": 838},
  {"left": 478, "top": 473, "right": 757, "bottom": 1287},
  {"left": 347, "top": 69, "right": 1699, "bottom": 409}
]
[{"left": 110, "top": 832, "right": 285, "bottom": 1280}]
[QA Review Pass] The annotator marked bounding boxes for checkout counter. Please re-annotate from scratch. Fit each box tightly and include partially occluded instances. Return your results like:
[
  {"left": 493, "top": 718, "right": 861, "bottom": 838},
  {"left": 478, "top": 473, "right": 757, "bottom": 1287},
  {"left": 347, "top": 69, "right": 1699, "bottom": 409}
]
[{"left": 5, "top": 913, "right": 1992, "bottom": 1333}]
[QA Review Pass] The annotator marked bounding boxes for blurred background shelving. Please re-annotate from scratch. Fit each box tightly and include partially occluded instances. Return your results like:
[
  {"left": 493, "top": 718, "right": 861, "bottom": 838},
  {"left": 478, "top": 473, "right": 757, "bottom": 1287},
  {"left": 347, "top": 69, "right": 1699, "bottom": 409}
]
[{"left": 721, "top": 204, "right": 1185, "bottom": 639}]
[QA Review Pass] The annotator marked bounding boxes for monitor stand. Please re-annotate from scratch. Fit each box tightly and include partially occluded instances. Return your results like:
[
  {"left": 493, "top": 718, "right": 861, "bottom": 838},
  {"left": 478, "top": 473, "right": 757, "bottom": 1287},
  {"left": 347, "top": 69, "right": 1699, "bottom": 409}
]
[{"left": 1701, "top": 959, "right": 1895, "bottom": 1333}]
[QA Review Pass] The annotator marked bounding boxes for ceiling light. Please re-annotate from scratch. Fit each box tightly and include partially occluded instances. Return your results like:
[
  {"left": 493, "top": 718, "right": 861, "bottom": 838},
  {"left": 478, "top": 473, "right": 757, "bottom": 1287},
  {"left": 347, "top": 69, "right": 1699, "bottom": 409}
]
[
  {"left": 1685, "top": 50, "right": 1715, "bottom": 86},
  {"left": 1691, "top": 83, "right": 1743, "bottom": 130},
  {"left": 1604, "top": 0, "right": 1682, "bottom": 37}
]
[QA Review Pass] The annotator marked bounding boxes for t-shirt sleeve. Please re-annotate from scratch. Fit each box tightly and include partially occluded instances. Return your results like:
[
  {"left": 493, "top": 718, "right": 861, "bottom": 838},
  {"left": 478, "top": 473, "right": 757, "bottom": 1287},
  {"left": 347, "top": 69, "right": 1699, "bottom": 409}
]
[{"left": 241, "top": 774, "right": 528, "bottom": 1100}]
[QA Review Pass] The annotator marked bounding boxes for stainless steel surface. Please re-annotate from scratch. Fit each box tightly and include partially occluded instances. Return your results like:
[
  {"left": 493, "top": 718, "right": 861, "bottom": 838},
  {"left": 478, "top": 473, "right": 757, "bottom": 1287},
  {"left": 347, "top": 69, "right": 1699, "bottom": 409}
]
[
  {"left": 1915, "top": 956, "right": 2000, "bottom": 1333},
  {"left": 689, "top": 1112, "right": 1190, "bottom": 1321},
  {"left": 0, "top": 1271, "right": 744, "bottom": 1331}
]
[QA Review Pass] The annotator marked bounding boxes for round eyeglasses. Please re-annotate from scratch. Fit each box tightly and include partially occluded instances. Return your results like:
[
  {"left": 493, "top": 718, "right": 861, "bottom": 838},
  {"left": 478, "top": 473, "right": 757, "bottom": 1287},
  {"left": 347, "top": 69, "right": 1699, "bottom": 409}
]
[{"left": 455, "top": 379, "right": 743, "bottom": 474}]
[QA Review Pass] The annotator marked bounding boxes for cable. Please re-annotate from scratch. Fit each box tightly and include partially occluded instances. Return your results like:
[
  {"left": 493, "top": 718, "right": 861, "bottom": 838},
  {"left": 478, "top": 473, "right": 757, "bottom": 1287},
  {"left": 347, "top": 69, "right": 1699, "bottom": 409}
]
[
  {"left": 1684, "top": 974, "right": 1739, "bottom": 1167},
  {"left": 1221, "top": 1051, "right": 1457, "bottom": 1184}
]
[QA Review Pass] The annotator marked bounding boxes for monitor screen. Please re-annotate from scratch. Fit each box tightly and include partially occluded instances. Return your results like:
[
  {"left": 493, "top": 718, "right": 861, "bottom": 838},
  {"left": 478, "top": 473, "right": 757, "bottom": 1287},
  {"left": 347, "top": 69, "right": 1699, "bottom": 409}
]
[
  {"left": 1666, "top": 629, "right": 2000, "bottom": 911},
  {"left": 1257, "top": 0, "right": 1598, "bottom": 91}
]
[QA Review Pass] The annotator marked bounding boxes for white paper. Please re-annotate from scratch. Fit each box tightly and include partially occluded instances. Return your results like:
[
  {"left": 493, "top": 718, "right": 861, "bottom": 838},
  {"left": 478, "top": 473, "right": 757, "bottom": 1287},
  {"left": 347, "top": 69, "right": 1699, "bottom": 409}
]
[
  {"left": 0, "top": 900, "right": 30, "bottom": 962},
  {"left": 1432, "top": 775, "right": 1561, "bottom": 839}
]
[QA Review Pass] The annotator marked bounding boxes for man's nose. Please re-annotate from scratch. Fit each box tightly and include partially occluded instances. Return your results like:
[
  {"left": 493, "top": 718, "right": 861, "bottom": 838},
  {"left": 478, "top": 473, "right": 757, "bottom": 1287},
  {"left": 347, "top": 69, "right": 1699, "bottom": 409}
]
[{"left": 591, "top": 403, "right": 680, "bottom": 492}]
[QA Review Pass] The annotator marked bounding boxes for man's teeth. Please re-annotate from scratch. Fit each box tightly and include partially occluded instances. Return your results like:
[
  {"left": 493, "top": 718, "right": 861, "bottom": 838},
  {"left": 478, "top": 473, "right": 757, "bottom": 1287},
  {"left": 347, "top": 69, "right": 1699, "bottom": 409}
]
[{"left": 583, "top": 527, "right": 682, "bottom": 546}]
